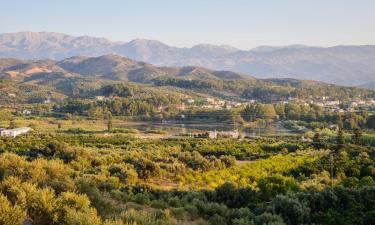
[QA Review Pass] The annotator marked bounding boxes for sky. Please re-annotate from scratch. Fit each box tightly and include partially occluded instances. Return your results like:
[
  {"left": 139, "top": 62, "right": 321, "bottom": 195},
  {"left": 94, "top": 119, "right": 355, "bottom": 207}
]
[{"left": 1, "top": 0, "right": 375, "bottom": 49}]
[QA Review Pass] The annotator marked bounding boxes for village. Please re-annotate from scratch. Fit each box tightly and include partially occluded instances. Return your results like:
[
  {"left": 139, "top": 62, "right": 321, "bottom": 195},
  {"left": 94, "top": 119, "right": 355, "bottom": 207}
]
[
  {"left": 175, "top": 96, "right": 375, "bottom": 113},
  {"left": 191, "top": 129, "right": 241, "bottom": 139}
]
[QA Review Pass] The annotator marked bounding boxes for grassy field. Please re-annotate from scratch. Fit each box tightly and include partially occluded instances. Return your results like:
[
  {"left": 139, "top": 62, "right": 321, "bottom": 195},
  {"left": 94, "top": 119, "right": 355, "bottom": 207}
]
[{"left": 0, "top": 117, "right": 176, "bottom": 139}]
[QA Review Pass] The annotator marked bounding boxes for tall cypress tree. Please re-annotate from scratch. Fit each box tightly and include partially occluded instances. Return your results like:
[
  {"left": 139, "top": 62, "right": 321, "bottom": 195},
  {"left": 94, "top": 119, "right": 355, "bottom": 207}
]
[
  {"left": 313, "top": 132, "right": 323, "bottom": 149},
  {"left": 107, "top": 112, "right": 113, "bottom": 131},
  {"left": 336, "top": 129, "right": 345, "bottom": 151},
  {"left": 353, "top": 128, "right": 362, "bottom": 145}
]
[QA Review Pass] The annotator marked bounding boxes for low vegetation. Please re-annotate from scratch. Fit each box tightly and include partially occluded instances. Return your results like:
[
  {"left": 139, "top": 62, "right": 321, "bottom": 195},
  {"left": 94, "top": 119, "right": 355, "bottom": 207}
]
[{"left": 0, "top": 125, "right": 374, "bottom": 224}]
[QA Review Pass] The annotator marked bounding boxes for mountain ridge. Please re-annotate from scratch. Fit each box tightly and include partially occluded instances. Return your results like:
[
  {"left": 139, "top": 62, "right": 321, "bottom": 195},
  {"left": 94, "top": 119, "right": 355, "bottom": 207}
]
[
  {"left": 1, "top": 32, "right": 375, "bottom": 86},
  {"left": 0, "top": 54, "right": 252, "bottom": 83}
]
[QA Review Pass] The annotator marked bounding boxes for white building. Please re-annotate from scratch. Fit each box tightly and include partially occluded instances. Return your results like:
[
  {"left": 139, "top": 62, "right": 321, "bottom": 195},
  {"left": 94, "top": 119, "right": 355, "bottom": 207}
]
[
  {"left": 208, "top": 130, "right": 240, "bottom": 139},
  {"left": 95, "top": 96, "right": 108, "bottom": 101},
  {"left": 22, "top": 110, "right": 32, "bottom": 115},
  {"left": 0, "top": 127, "right": 32, "bottom": 138}
]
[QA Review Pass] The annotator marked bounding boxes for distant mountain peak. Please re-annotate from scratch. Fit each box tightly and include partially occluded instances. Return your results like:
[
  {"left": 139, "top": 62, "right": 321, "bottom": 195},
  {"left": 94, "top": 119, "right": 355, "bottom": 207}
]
[
  {"left": 190, "top": 44, "right": 239, "bottom": 55},
  {"left": 129, "top": 38, "right": 166, "bottom": 45},
  {"left": 192, "top": 43, "right": 238, "bottom": 50},
  {"left": 1, "top": 31, "right": 375, "bottom": 86},
  {"left": 250, "top": 44, "right": 311, "bottom": 53}
]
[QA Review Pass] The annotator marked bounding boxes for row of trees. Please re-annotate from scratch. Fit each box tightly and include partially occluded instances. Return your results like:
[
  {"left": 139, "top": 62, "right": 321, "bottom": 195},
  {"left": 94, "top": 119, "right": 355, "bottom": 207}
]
[
  {"left": 54, "top": 94, "right": 182, "bottom": 119},
  {"left": 241, "top": 103, "right": 375, "bottom": 131}
]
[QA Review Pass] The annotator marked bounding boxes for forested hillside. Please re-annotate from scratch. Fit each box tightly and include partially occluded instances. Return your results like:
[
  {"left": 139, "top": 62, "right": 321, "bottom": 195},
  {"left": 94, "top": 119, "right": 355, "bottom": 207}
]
[{"left": 0, "top": 55, "right": 374, "bottom": 105}]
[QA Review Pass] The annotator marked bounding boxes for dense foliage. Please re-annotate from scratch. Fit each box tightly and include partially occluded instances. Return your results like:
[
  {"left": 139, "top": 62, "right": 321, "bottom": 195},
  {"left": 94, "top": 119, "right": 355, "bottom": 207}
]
[{"left": 0, "top": 130, "right": 374, "bottom": 225}]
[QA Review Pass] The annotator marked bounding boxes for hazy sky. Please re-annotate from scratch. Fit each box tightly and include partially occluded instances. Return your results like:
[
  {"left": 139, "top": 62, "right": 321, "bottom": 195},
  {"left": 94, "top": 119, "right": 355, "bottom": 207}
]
[{"left": 1, "top": 0, "right": 375, "bottom": 49}]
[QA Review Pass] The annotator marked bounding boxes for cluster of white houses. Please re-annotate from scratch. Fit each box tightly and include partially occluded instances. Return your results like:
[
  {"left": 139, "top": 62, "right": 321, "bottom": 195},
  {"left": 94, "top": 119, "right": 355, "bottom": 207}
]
[
  {"left": 193, "top": 130, "right": 241, "bottom": 139},
  {"left": 283, "top": 97, "right": 375, "bottom": 112},
  {"left": 0, "top": 127, "right": 32, "bottom": 138},
  {"left": 208, "top": 130, "right": 240, "bottom": 139}
]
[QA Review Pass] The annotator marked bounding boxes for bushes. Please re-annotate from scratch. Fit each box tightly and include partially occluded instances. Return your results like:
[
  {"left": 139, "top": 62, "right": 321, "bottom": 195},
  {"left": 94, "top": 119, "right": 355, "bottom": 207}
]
[
  {"left": 0, "top": 193, "right": 26, "bottom": 225},
  {"left": 0, "top": 177, "right": 101, "bottom": 225},
  {"left": 133, "top": 158, "right": 161, "bottom": 180},
  {"left": 119, "top": 209, "right": 175, "bottom": 225},
  {"left": 213, "top": 183, "right": 258, "bottom": 209},
  {"left": 0, "top": 132, "right": 374, "bottom": 224},
  {"left": 76, "top": 179, "right": 116, "bottom": 217},
  {"left": 108, "top": 164, "right": 138, "bottom": 185},
  {"left": 56, "top": 192, "right": 101, "bottom": 225},
  {"left": 254, "top": 213, "right": 285, "bottom": 225},
  {"left": 0, "top": 153, "right": 74, "bottom": 192},
  {"left": 266, "top": 185, "right": 375, "bottom": 225},
  {"left": 258, "top": 175, "right": 299, "bottom": 200},
  {"left": 269, "top": 195, "right": 310, "bottom": 225}
]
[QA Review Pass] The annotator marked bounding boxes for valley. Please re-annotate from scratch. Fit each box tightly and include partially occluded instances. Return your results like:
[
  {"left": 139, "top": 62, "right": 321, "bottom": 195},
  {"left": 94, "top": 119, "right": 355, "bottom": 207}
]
[
  {"left": 0, "top": 35, "right": 374, "bottom": 225},
  {"left": 2, "top": 1, "right": 375, "bottom": 224}
]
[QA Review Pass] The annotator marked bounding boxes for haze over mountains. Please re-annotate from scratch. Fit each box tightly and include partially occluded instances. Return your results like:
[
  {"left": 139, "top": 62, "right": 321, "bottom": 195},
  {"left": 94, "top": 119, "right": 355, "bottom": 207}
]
[{"left": 1, "top": 32, "right": 375, "bottom": 87}]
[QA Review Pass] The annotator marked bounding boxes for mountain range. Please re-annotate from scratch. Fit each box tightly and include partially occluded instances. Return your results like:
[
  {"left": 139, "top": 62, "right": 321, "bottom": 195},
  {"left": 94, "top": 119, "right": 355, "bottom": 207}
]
[
  {"left": 0, "top": 54, "right": 251, "bottom": 83},
  {"left": 1, "top": 32, "right": 375, "bottom": 87}
]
